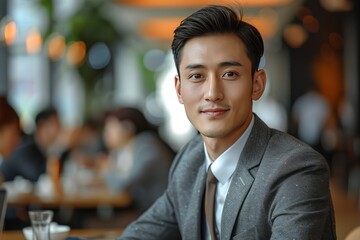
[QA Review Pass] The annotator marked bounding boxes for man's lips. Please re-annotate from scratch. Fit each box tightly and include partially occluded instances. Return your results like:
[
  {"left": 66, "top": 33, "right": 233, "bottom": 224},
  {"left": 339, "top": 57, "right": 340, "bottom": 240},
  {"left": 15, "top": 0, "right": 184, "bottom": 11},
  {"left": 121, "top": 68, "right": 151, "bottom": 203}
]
[{"left": 200, "top": 108, "right": 229, "bottom": 117}]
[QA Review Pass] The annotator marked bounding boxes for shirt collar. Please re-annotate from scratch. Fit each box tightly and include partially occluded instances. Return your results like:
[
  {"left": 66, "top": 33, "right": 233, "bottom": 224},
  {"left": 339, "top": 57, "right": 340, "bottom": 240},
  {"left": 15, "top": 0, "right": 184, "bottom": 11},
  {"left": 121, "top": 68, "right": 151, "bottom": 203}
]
[{"left": 205, "top": 115, "right": 255, "bottom": 184}]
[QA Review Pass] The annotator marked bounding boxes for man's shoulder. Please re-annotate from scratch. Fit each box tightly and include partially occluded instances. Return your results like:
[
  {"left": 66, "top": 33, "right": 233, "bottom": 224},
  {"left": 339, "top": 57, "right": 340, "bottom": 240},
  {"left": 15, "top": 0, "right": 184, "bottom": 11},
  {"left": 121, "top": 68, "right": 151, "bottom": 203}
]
[
  {"left": 168, "top": 134, "right": 204, "bottom": 174},
  {"left": 265, "top": 128, "right": 328, "bottom": 168},
  {"left": 178, "top": 133, "right": 203, "bottom": 154},
  {"left": 269, "top": 129, "right": 314, "bottom": 150},
  {"left": 6, "top": 136, "right": 43, "bottom": 161}
]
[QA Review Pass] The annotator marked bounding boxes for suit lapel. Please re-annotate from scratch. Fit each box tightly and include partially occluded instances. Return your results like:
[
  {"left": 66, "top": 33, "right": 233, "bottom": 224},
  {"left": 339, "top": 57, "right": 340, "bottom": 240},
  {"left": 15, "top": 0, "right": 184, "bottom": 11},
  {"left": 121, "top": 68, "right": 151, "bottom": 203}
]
[{"left": 221, "top": 115, "right": 271, "bottom": 240}]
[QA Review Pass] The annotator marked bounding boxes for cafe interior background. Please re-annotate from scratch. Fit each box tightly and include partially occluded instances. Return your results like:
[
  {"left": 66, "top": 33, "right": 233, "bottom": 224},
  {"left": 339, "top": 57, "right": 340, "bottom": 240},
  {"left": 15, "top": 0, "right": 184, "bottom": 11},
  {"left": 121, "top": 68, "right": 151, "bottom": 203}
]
[{"left": 1, "top": 0, "right": 360, "bottom": 238}]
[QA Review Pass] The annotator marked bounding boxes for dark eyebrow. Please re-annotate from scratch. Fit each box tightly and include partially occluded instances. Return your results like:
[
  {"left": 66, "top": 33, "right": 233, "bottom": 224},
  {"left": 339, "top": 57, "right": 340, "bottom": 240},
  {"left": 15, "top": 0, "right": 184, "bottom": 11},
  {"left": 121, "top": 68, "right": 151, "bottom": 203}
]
[
  {"left": 185, "top": 61, "right": 242, "bottom": 70},
  {"left": 185, "top": 64, "right": 205, "bottom": 70},
  {"left": 219, "top": 61, "right": 243, "bottom": 67},
  {"left": 185, "top": 61, "right": 243, "bottom": 70}
]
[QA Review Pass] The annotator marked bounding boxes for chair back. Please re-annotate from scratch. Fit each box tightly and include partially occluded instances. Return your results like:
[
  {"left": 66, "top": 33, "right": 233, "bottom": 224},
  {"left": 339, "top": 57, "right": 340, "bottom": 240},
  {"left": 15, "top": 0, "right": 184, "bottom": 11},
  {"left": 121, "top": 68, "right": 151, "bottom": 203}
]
[
  {"left": 345, "top": 226, "right": 360, "bottom": 240},
  {"left": 0, "top": 188, "right": 7, "bottom": 234}
]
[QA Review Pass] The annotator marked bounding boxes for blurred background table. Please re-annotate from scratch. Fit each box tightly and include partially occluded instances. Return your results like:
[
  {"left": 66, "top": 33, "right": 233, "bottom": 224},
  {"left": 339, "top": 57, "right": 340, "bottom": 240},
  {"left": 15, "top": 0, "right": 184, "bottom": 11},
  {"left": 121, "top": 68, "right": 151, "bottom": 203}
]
[
  {"left": 7, "top": 189, "right": 132, "bottom": 209},
  {"left": 4, "top": 182, "right": 134, "bottom": 230},
  {"left": 2, "top": 228, "right": 123, "bottom": 240}
]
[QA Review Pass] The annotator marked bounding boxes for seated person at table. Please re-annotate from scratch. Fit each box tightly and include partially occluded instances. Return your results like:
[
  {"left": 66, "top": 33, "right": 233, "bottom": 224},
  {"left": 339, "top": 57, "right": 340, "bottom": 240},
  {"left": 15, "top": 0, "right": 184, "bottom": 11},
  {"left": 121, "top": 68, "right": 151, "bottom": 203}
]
[
  {"left": 0, "top": 107, "right": 62, "bottom": 183},
  {"left": 99, "top": 107, "right": 174, "bottom": 211},
  {"left": 0, "top": 96, "right": 21, "bottom": 167},
  {"left": 118, "top": 5, "right": 336, "bottom": 240}
]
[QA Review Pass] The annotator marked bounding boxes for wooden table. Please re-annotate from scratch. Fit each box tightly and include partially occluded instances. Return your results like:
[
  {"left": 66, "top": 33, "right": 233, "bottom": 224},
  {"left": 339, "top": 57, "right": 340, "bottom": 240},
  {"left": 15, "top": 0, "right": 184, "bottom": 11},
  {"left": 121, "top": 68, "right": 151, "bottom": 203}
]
[
  {"left": 7, "top": 189, "right": 132, "bottom": 209},
  {"left": 4, "top": 186, "right": 133, "bottom": 234},
  {"left": 2, "top": 228, "right": 123, "bottom": 240},
  {"left": 4, "top": 158, "right": 133, "bottom": 209}
]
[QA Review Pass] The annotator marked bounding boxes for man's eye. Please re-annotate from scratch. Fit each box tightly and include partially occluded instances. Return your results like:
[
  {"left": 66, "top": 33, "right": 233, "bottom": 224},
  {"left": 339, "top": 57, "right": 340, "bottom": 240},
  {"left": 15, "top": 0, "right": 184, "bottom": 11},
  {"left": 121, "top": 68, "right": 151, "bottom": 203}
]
[
  {"left": 223, "top": 72, "right": 236, "bottom": 78},
  {"left": 189, "top": 73, "right": 202, "bottom": 80}
]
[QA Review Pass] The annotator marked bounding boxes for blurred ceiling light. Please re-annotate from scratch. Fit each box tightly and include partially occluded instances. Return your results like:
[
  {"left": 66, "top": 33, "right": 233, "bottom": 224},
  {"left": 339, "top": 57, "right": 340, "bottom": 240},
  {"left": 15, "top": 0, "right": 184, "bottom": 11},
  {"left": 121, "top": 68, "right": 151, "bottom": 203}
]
[
  {"left": 47, "top": 33, "right": 66, "bottom": 60},
  {"left": 302, "top": 15, "right": 319, "bottom": 33},
  {"left": 4, "top": 21, "right": 17, "bottom": 46},
  {"left": 67, "top": 41, "right": 86, "bottom": 66},
  {"left": 87, "top": 42, "right": 111, "bottom": 69},
  {"left": 320, "top": 0, "right": 352, "bottom": 11},
  {"left": 117, "top": 0, "right": 292, "bottom": 7},
  {"left": 283, "top": 23, "right": 308, "bottom": 48},
  {"left": 144, "top": 48, "right": 166, "bottom": 71},
  {"left": 26, "top": 29, "right": 42, "bottom": 54}
]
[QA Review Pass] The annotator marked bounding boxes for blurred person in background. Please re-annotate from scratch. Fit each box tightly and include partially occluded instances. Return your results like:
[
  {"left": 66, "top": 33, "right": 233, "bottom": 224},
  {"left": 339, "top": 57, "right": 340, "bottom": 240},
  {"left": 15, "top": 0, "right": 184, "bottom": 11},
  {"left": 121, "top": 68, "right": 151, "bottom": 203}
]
[
  {"left": 99, "top": 107, "right": 174, "bottom": 212},
  {"left": 0, "top": 107, "right": 62, "bottom": 183},
  {"left": 0, "top": 96, "right": 21, "bottom": 167},
  {"left": 291, "top": 86, "right": 333, "bottom": 167},
  {"left": 60, "top": 117, "right": 105, "bottom": 175}
]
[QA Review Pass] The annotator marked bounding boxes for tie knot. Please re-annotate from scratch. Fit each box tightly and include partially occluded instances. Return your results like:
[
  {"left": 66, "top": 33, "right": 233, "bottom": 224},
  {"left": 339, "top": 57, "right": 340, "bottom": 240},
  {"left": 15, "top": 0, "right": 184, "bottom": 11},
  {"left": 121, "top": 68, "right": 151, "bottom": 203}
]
[{"left": 207, "top": 168, "right": 218, "bottom": 184}]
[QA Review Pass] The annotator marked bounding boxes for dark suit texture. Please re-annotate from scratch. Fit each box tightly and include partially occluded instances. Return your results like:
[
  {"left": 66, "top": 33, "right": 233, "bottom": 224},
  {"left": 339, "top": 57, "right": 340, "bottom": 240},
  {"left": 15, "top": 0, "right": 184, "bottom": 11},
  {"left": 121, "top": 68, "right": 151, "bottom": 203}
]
[
  {"left": 119, "top": 115, "right": 337, "bottom": 240},
  {"left": 0, "top": 135, "right": 46, "bottom": 182}
]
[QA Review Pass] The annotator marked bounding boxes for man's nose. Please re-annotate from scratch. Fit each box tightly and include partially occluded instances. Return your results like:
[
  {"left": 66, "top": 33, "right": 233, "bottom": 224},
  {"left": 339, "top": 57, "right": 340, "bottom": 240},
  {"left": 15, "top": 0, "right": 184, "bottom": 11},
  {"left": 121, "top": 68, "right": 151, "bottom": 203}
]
[{"left": 204, "top": 75, "right": 224, "bottom": 102}]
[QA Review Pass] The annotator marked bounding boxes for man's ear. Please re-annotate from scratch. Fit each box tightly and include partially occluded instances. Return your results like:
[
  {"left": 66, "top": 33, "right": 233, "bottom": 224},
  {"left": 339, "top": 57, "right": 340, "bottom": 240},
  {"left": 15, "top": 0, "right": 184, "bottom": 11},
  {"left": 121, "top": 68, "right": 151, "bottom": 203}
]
[
  {"left": 252, "top": 69, "right": 266, "bottom": 101},
  {"left": 175, "top": 75, "right": 184, "bottom": 104}
]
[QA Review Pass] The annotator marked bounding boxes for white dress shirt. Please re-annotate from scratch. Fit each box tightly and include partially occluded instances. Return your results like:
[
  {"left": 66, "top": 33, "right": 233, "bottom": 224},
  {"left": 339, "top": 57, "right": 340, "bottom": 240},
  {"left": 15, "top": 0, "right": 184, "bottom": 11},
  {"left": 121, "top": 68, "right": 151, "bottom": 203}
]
[{"left": 204, "top": 115, "right": 254, "bottom": 239}]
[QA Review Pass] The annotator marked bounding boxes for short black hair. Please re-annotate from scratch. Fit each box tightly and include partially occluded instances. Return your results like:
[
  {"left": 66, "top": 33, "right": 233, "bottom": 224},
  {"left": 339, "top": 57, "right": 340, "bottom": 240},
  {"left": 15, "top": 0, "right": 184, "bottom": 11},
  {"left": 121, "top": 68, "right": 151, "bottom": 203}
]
[
  {"left": 106, "top": 107, "right": 156, "bottom": 134},
  {"left": 0, "top": 96, "right": 19, "bottom": 129},
  {"left": 171, "top": 5, "right": 264, "bottom": 76},
  {"left": 35, "top": 107, "right": 58, "bottom": 126}
]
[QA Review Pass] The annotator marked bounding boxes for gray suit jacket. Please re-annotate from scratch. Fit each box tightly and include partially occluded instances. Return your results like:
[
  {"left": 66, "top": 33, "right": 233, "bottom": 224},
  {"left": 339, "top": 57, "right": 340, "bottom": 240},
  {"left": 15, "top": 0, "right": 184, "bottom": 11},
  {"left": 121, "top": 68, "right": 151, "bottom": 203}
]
[{"left": 119, "top": 115, "right": 336, "bottom": 239}]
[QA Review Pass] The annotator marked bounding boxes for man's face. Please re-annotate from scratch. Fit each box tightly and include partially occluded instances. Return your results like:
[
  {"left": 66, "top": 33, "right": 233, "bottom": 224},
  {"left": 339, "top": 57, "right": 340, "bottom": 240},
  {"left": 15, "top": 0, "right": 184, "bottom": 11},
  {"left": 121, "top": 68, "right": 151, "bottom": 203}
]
[
  {"left": 175, "top": 33, "right": 265, "bottom": 146},
  {"left": 43, "top": 115, "right": 62, "bottom": 145},
  {"left": 103, "top": 117, "right": 133, "bottom": 150}
]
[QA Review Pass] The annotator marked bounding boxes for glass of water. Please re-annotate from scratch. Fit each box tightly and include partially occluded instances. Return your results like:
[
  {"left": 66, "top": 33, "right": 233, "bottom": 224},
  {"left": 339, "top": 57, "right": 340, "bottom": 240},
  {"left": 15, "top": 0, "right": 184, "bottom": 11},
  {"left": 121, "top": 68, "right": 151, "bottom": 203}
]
[{"left": 28, "top": 210, "right": 53, "bottom": 240}]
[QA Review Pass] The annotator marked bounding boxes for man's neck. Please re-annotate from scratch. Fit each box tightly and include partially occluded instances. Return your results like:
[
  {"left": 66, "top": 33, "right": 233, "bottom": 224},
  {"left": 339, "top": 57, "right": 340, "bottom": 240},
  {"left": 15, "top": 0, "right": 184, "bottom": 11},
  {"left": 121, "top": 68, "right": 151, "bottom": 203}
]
[
  {"left": 202, "top": 115, "right": 254, "bottom": 161},
  {"left": 34, "top": 133, "right": 48, "bottom": 154}
]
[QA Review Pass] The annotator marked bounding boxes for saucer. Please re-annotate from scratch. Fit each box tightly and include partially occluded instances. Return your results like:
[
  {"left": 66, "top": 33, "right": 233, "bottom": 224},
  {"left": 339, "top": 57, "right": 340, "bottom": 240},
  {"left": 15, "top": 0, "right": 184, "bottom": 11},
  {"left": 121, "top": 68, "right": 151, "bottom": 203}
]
[{"left": 23, "top": 223, "right": 70, "bottom": 240}]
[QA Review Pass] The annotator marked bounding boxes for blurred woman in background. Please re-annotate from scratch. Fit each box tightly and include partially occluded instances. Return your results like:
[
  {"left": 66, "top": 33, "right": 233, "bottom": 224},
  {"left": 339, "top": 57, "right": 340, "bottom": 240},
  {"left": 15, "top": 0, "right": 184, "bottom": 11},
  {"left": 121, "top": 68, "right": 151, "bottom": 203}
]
[{"left": 99, "top": 107, "right": 174, "bottom": 211}]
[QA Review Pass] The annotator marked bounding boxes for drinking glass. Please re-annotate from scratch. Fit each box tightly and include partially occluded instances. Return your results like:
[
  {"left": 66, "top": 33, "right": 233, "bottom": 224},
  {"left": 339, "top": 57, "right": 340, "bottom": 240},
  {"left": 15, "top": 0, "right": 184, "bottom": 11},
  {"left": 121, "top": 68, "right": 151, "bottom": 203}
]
[{"left": 28, "top": 210, "right": 53, "bottom": 240}]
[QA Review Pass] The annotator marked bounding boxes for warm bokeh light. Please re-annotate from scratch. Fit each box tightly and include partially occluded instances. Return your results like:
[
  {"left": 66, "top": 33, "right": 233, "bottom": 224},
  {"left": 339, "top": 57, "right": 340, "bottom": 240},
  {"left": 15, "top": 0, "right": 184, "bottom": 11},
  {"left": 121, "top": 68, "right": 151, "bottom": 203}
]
[
  {"left": 48, "top": 33, "right": 66, "bottom": 60},
  {"left": 329, "top": 32, "right": 343, "bottom": 50},
  {"left": 296, "top": 6, "right": 312, "bottom": 19},
  {"left": 118, "top": 0, "right": 292, "bottom": 7},
  {"left": 67, "top": 41, "right": 86, "bottom": 66},
  {"left": 4, "top": 21, "right": 17, "bottom": 46},
  {"left": 245, "top": 8, "right": 279, "bottom": 40},
  {"left": 302, "top": 15, "right": 319, "bottom": 33},
  {"left": 320, "top": 0, "right": 352, "bottom": 11},
  {"left": 26, "top": 29, "right": 42, "bottom": 54},
  {"left": 314, "top": 44, "right": 343, "bottom": 107},
  {"left": 283, "top": 23, "right": 308, "bottom": 48}
]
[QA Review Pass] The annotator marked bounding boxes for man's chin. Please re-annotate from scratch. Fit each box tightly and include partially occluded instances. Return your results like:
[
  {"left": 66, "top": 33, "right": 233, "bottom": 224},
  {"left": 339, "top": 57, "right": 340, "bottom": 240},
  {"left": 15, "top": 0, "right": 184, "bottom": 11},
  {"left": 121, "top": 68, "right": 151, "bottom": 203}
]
[{"left": 199, "top": 128, "right": 226, "bottom": 139}]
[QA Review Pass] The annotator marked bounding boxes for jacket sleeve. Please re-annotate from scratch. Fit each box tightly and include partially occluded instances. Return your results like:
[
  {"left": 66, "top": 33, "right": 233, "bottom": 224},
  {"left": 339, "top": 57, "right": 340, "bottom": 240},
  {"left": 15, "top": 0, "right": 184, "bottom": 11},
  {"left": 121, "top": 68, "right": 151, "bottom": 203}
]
[
  {"left": 267, "top": 147, "right": 336, "bottom": 240},
  {"left": 116, "top": 142, "right": 184, "bottom": 240},
  {"left": 117, "top": 190, "right": 181, "bottom": 240}
]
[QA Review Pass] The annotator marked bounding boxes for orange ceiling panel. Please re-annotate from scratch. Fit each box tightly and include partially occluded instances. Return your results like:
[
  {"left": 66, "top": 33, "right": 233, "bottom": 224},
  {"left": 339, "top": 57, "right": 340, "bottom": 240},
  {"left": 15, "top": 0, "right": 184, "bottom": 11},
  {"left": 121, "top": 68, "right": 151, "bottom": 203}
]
[
  {"left": 117, "top": 0, "right": 292, "bottom": 8},
  {"left": 139, "top": 15, "right": 277, "bottom": 42},
  {"left": 139, "top": 18, "right": 183, "bottom": 42}
]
